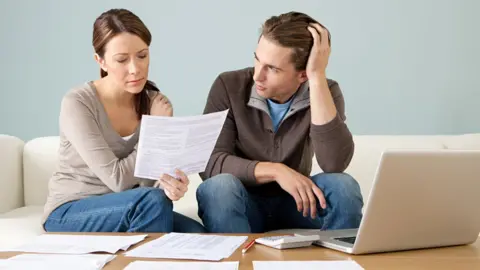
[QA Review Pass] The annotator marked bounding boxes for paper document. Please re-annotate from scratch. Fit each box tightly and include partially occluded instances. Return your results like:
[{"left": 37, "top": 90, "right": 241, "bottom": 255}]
[
  {"left": 124, "top": 261, "right": 239, "bottom": 270},
  {"left": 125, "top": 232, "right": 248, "bottom": 261},
  {"left": 135, "top": 110, "right": 228, "bottom": 179},
  {"left": 0, "top": 234, "right": 147, "bottom": 254},
  {"left": 0, "top": 254, "right": 116, "bottom": 270},
  {"left": 253, "top": 261, "right": 364, "bottom": 270}
]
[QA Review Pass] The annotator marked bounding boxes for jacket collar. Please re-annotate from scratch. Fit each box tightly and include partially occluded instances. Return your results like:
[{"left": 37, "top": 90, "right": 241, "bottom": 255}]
[{"left": 247, "top": 81, "right": 311, "bottom": 118}]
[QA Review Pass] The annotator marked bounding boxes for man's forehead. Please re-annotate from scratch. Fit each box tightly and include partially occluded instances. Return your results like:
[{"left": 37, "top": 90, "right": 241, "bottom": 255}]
[{"left": 255, "top": 36, "right": 293, "bottom": 68}]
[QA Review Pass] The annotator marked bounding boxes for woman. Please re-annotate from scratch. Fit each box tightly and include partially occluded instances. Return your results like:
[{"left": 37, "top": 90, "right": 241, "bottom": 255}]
[{"left": 42, "top": 8, "right": 205, "bottom": 233}]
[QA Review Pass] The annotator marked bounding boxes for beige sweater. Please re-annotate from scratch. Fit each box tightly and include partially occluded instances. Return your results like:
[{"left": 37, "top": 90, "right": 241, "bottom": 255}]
[{"left": 42, "top": 82, "right": 155, "bottom": 225}]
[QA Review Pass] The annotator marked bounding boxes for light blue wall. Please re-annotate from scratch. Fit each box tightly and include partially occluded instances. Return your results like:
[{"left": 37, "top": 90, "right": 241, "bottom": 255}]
[{"left": 1, "top": 0, "right": 479, "bottom": 141}]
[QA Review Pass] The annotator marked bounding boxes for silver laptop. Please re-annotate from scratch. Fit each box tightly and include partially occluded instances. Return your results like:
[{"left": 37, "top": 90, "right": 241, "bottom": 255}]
[{"left": 298, "top": 149, "right": 480, "bottom": 254}]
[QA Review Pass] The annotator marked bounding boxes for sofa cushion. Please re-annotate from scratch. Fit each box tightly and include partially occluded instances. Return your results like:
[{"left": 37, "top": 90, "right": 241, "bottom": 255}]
[
  {"left": 173, "top": 174, "right": 203, "bottom": 223},
  {"left": 23, "top": 137, "right": 60, "bottom": 206},
  {"left": 0, "top": 206, "right": 45, "bottom": 250},
  {"left": 442, "top": 133, "right": 480, "bottom": 150}
]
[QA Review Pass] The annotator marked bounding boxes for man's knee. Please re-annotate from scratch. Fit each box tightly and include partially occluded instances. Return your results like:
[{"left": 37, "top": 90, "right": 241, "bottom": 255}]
[
  {"left": 312, "top": 173, "right": 361, "bottom": 196},
  {"left": 196, "top": 173, "right": 246, "bottom": 202},
  {"left": 312, "top": 173, "right": 364, "bottom": 211}
]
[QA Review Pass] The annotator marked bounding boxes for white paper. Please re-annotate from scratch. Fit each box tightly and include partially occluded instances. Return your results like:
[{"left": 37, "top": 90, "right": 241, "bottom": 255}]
[
  {"left": 135, "top": 110, "right": 228, "bottom": 179},
  {"left": 125, "top": 232, "right": 247, "bottom": 261},
  {"left": 124, "top": 261, "right": 239, "bottom": 270},
  {"left": 0, "top": 234, "right": 147, "bottom": 254},
  {"left": 253, "top": 261, "right": 364, "bottom": 270},
  {"left": 0, "top": 254, "right": 116, "bottom": 270}
]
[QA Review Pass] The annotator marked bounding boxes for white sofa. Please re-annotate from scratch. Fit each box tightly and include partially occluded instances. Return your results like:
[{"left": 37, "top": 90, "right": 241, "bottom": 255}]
[{"left": 1, "top": 133, "right": 479, "bottom": 249}]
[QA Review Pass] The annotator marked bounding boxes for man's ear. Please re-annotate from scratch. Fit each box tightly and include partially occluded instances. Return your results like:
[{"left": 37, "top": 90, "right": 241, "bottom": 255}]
[
  {"left": 94, "top": 53, "right": 107, "bottom": 72},
  {"left": 298, "top": 70, "right": 308, "bottom": 83}
]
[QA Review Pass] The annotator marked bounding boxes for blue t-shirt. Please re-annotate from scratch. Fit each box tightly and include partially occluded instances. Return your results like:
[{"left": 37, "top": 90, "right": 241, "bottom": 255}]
[{"left": 267, "top": 98, "right": 294, "bottom": 132}]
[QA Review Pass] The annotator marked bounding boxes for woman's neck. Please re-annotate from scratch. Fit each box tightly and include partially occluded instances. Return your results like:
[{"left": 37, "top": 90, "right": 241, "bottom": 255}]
[{"left": 96, "top": 77, "right": 135, "bottom": 107}]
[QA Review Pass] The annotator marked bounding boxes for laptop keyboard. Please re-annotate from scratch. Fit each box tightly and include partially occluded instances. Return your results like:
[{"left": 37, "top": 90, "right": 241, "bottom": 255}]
[{"left": 334, "top": 236, "right": 356, "bottom": 244}]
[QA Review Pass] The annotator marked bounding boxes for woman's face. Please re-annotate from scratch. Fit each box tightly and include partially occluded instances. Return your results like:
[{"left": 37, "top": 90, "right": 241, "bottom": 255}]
[{"left": 96, "top": 32, "right": 150, "bottom": 94}]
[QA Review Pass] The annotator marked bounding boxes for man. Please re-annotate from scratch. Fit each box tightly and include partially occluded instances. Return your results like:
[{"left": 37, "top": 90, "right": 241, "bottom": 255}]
[{"left": 197, "top": 11, "right": 364, "bottom": 233}]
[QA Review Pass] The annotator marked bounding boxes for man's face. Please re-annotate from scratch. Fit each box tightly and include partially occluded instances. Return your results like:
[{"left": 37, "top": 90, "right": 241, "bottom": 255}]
[{"left": 253, "top": 36, "right": 307, "bottom": 103}]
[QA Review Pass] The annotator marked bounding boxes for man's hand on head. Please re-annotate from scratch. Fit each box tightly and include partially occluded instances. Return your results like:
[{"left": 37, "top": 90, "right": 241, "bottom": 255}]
[
  {"left": 305, "top": 23, "right": 331, "bottom": 80},
  {"left": 306, "top": 23, "right": 337, "bottom": 126}
]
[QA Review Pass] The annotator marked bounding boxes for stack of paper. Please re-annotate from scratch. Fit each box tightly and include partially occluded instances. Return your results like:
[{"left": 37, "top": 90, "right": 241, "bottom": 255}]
[
  {"left": 0, "top": 234, "right": 147, "bottom": 254},
  {"left": 252, "top": 261, "right": 364, "bottom": 270},
  {"left": 0, "top": 254, "right": 116, "bottom": 270},
  {"left": 125, "top": 233, "right": 248, "bottom": 261},
  {"left": 124, "top": 261, "right": 239, "bottom": 270}
]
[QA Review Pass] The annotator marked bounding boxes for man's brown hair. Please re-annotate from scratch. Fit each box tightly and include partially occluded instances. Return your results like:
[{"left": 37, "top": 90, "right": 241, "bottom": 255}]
[{"left": 261, "top": 11, "right": 331, "bottom": 71}]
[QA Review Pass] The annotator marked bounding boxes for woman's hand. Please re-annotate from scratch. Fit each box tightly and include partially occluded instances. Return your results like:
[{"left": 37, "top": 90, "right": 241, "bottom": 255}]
[
  {"left": 154, "top": 169, "right": 189, "bottom": 201},
  {"left": 150, "top": 93, "right": 173, "bottom": 117}
]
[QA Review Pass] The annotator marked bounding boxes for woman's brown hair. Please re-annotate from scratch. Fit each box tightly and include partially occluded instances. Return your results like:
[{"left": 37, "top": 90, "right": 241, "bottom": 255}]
[{"left": 92, "top": 8, "right": 158, "bottom": 120}]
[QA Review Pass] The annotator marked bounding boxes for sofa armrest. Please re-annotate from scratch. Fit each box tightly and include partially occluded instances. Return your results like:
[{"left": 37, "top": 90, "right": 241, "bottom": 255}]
[
  {"left": 172, "top": 174, "right": 202, "bottom": 224},
  {"left": 0, "top": 135, "right": 25, "bottom": 213}
]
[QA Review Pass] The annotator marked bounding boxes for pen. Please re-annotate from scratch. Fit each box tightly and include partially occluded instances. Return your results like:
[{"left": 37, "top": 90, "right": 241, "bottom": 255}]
[{"left": 242, "top": 239, "right": 256, "bottom": 254}]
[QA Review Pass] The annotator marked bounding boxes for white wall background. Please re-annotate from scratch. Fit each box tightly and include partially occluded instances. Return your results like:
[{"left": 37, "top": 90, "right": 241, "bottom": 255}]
[{"left": 1, "top": 0, "right": 479, "bottom": 141}]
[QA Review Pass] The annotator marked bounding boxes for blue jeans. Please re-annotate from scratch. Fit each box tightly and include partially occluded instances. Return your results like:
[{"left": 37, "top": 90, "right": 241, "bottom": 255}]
[
  {"left": 44, "top": 187, "right": 206, "bottom": 233},
  {"left": 196, "top": 173, "right": 363, "bottom": 233}
]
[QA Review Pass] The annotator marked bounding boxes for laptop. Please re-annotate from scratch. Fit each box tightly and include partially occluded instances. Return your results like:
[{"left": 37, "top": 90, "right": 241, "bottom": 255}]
[{"left": 298, "top": 149, "right": 480, "bottom": 254}]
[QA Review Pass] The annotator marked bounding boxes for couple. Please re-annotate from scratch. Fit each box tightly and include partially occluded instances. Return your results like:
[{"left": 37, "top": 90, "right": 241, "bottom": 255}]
[{"left": 42, "top": 8, "right": 364, "bottom": 234}]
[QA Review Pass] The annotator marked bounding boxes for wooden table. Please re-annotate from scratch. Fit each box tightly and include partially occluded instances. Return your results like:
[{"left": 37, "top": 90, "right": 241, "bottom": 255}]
[{"left": 2, "top": 233, "right": 480, "bottom": 269}]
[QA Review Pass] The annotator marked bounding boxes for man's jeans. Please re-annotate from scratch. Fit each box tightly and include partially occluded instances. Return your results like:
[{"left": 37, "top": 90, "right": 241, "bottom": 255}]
[
  {"left": 196, "top": 173, "right": 364, "bottom": 233},
  {"left": 44, "top": 187, "right": 206, "bottom": 233}
]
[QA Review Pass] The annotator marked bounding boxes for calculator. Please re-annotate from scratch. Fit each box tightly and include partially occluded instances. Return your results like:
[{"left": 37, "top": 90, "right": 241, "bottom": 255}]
[{"left": 255, "top": 234, "right": 321, "bottom": 249}]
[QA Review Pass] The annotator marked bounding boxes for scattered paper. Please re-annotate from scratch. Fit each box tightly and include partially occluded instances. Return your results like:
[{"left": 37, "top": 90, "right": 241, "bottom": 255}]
[
  {"left": 135, "top": 110, "right": 228, "bottom": 179},
  {"left": 0, "top": 254, "right": 116, "bottom": 270},
  {"left": 0, "top": 234, "right": 147, "bottom": 254},
  {"left": 253, "top": 261, "right": 364, "bottom": 270},
  {"left": 124, "top": 261, "right": 239, "bottom": 270},
  {"left": 125, "top": 232, "right": 247, "bottom": 261}
]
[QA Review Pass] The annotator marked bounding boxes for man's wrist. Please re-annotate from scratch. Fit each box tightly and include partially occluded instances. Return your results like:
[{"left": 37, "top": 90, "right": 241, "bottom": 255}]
[
  {"left": 308, "top": 72, "right": 327, "bottom": 84},
  {"left": 254, "top": 162, "right": 283, "bottom": 184},
  {"left": 308, "top": 71, "right": 337, "bottom": 125}
]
